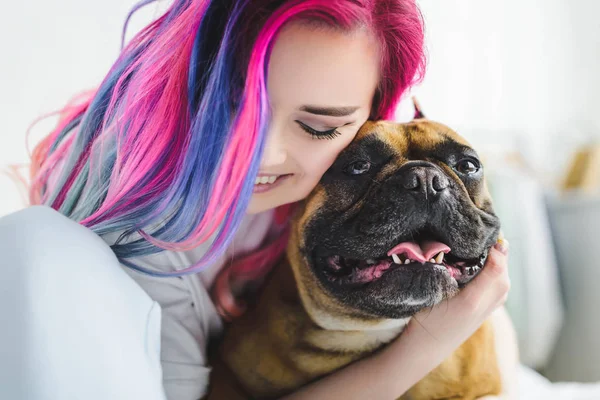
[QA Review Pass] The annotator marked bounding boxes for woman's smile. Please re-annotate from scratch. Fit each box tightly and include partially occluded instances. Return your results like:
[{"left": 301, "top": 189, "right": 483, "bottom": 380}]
[{"left": 253, "top": 173, "right": 293, "bottom": 194}]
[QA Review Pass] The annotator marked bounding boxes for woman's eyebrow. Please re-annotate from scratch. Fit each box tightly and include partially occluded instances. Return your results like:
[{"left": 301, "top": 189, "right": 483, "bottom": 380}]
[{"left": 299, "top": 105, "right": 359, "bottom": 117}]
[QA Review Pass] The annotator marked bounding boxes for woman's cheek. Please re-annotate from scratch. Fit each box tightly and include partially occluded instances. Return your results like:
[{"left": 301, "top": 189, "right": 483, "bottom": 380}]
[
  {"left": 295, "top": 130, "right": 357, "bottom": 193},
  {"left": 308, "top": 141, "right": 345, "bottom": 177}
]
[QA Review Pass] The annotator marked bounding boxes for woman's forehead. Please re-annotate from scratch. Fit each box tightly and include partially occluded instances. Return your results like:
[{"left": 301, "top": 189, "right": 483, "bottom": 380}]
[{"left": 266, "top": 22, "right": 380, "bottom": 112}]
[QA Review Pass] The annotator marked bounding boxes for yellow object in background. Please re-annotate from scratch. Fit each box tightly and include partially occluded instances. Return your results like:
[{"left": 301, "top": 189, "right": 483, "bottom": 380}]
[{"left": 561, "top": 145, "right": 600, "bottom": 193}]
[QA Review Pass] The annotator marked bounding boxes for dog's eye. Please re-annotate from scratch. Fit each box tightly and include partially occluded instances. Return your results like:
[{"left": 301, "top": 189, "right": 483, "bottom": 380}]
[
  {"left": 455, "top": 159, "right": 480, "bottom": 175},
  {"left": 345, "top": 160, "right": 371, "bottom": 175}
]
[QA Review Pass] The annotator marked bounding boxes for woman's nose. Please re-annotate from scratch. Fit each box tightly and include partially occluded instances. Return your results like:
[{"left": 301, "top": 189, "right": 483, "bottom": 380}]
[{"left": 261, "top": 129, "right": 287, "bottom": 166}]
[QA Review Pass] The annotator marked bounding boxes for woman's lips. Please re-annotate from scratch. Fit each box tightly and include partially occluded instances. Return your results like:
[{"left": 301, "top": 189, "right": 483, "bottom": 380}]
[{"left": 253, "top": 174, "right": 292, "bottom": 194}]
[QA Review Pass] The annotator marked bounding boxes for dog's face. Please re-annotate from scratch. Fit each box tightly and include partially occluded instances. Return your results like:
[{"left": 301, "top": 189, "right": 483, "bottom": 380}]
[{"left": 288, "top": 120, "right": 501, "bottom": 327}]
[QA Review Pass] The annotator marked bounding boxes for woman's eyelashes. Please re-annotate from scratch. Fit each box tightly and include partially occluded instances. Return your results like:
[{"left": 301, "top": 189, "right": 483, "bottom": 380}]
[{"left": 295, "top": 120, "right": 345, "bottom": 140}]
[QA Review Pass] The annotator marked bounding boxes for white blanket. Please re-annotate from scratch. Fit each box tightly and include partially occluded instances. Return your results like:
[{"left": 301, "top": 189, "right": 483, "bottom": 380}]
[{"left": 518, "top": 365, "right": 600, "bottom": 399}]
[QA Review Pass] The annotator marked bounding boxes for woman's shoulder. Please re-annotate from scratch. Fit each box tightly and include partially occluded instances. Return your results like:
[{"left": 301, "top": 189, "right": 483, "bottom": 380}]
[
  {"left": 101, "top": 208, "right": 276, "bottom": 282},
  {"left": 0, "top": 205, "right": 119, "bottom": 266},
  {"left": 99, "top": 208, "right": 276, "bottom": 326}
]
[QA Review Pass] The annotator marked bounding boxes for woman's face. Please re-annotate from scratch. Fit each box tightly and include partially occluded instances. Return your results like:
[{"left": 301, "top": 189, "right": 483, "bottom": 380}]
[{"left": 247, "top": 22, "right": 380, "bottom": 214}]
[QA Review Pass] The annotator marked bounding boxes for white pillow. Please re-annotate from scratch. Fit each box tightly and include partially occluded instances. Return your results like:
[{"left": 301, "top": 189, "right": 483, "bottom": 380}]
[{"left": 0, "top": 206, "right": 166, "bottom": 400}]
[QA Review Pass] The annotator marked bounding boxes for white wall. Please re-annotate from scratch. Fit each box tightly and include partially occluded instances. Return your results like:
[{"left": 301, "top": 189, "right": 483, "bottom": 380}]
[
  {"left": 0, "top": 0, "right": 159, "bottom": 216},
  {"left": 1, "top": 0, "right": 599, "bottom": 216},
  {"left": 414, "top": 0, "right": 600, "bottom": 180}
]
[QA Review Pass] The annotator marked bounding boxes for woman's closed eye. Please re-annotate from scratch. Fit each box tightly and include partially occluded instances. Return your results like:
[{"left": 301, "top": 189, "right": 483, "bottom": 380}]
[{"left": 295, "top": 120, "right": 345, "bottom": 140}]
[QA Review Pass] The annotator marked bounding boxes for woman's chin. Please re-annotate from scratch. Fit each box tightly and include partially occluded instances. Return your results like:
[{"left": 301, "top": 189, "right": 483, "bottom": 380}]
[
  {"left": 247, "top": 177, "right": 296, "bottom": 214},
  {"left": 247, "top": 192, "right": 281, "bottom": 215}
]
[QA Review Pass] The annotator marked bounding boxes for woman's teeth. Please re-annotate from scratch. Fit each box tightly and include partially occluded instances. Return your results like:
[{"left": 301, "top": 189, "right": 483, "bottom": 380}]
[{"left": 255, "top": 175, "right": 278, "bottom": 185}]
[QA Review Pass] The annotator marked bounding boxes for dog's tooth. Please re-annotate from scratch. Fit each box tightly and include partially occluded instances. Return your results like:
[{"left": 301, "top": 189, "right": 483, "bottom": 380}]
[
  {"left": 478, "top": 254, "right": 486, "bottom": 266},
  {"left": 429, "top": 258, "right": 435, "bottom": 263},
  {"left": 404, "top": 259, "right": 411, "bottom": 265},
  {"left": 435, "top": 252, "right": 444, "bottom": 264},
  {"left": 391, "top": 254, "right": 402, "bottom": 264}
]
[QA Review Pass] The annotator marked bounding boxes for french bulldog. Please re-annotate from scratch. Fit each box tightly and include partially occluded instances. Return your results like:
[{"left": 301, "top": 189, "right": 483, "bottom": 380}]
[{"left": 207, "top": 114, "right": 506, "bottom": 399}]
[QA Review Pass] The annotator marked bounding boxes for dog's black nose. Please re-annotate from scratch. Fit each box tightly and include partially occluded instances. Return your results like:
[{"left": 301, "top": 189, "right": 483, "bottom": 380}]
[{"left": 401, "top": 166, "right": 449, "bottom": 197}]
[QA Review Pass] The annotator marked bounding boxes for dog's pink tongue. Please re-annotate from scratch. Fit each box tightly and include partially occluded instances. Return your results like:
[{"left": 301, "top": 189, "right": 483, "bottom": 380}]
[{"left": 387, "top": 241, "right": 451, "bottom": 263}]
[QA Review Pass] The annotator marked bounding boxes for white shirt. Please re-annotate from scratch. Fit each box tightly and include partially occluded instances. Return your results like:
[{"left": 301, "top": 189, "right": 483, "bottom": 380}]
[{"left": 102, "top": 210, "right": 274, "bottom": 400}]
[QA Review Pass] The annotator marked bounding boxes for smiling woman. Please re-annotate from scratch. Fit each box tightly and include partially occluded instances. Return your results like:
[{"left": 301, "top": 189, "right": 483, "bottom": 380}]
[
  {"left": 20, "top": 0, "right": 428, "bottom": 398},
  {"left": 247, "top": 22, "right": 380, "bottom": 214}
]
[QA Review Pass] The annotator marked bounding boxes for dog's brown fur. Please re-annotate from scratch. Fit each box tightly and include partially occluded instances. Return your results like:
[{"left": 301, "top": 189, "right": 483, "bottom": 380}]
[{"left": 206, "top": 120, "right": 502, "bottom": 399}]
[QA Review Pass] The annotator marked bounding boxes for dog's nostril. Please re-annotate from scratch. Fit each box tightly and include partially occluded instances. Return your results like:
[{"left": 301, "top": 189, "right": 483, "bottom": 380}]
[
  {"left": 402, "top": 172, "right": 421, "bottom": 190},
  {"left": 432, "top": 174, "right": 449, "bottom": 191},
  {"left": 400, "top": 166, "right": 448, "bottom": 196}
]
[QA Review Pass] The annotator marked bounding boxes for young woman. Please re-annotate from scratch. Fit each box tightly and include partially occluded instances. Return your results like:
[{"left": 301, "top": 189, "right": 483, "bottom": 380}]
[{"left": 20, "top": 0, "right": 513, "bottom": 398}]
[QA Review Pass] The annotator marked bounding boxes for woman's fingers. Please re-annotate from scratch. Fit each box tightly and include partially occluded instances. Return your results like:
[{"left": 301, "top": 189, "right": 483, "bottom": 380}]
[
  {"left": 458, "top": 241, "right": 511, "bottom": 313},
  {"left": 407, "top": 240, "right": 511, "bottom": 344}
]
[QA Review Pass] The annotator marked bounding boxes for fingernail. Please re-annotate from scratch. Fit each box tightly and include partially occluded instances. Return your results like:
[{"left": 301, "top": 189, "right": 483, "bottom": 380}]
[{"left": 494, "top": 238, "right": 509, "bottom": 255}]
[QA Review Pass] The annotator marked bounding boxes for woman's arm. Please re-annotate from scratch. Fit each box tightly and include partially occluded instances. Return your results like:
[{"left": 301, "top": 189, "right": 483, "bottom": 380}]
[
  {"left": 483, "top": 306, "right": 520, "bottom": 399},
  {"left": 281, "top": 242, "right": 512, "bottom": 400}
]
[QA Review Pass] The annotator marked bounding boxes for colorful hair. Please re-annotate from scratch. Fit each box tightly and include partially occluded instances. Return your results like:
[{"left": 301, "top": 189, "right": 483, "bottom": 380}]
[{"left": 29, "top": 0, "right": 425, "bottom": 315}]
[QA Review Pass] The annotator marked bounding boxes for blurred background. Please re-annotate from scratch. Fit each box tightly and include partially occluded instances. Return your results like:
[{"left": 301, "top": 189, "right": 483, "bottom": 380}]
[{"left": 1, "top": 0, "right": 599, "bottom": 386}]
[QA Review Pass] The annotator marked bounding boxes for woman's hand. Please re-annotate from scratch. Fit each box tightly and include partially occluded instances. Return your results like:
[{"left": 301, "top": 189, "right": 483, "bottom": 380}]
[{"left": 379, "top": 239, "right": 511, "bottom": 394}]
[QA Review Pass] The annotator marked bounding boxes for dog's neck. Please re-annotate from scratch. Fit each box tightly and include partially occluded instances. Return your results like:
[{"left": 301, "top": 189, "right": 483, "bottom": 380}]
[
  {"left": 217, "top": 259, "right": 410, "bottom": 398},
  {"left": 282, "top": 254, "right": 410, "bottom": 350}
]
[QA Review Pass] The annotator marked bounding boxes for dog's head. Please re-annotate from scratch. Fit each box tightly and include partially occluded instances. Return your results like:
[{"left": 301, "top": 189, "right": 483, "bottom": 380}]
[{"left": 287, "top": 118, "right": 501, "bottom": 330}]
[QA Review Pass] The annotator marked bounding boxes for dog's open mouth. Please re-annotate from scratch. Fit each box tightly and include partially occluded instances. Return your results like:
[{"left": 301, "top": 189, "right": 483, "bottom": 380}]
[{"left": 319, "top": 235, "right": 487, "bottom": 288}]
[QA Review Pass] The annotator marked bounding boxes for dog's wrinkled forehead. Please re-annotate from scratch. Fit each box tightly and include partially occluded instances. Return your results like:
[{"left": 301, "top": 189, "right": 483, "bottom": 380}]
[{"left": 356, "top": 119, "right": 472, "bottom": 153}]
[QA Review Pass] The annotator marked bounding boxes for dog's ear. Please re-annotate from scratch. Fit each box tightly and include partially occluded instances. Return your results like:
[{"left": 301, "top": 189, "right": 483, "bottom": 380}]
[{"left": 412, "top": 97, "right": 425, "bottom": 120}]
